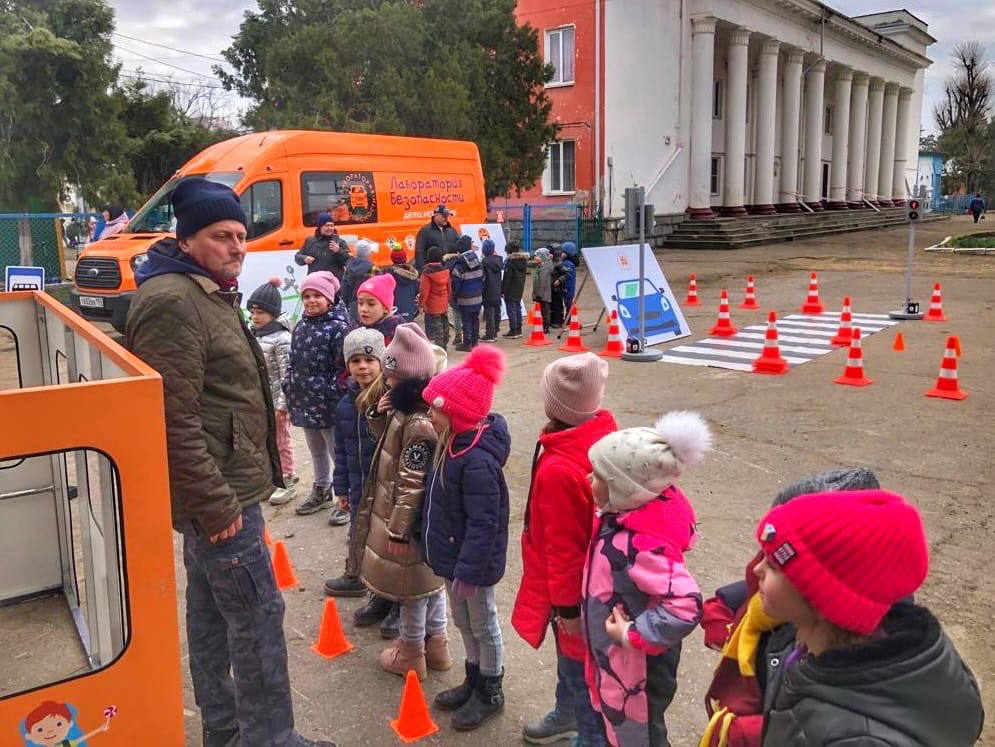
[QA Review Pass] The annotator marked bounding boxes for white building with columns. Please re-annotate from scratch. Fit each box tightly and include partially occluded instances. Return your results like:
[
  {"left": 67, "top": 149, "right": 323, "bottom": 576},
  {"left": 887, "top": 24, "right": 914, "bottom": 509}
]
[{"left": 602, "top": 1, "right": 934, "bottom": 219}]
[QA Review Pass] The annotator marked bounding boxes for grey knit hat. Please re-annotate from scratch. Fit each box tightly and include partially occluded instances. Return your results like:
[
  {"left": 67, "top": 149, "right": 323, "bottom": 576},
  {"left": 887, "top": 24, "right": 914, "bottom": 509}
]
[
  {"left": 773, "top": 467, "right": 880, "bottom": 507},
  {"left": 343, "top": 327, "right": 385, "bottom": 363}
]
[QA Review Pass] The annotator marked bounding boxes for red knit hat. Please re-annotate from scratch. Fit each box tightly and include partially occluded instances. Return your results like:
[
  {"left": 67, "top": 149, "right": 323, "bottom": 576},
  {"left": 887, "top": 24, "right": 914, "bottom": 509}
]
[
  {"left": 756, "top": 489, "right": 929, "bottom": 635},
  {"left": 423, "top": 346, "right": 505, "bottom": 433}
]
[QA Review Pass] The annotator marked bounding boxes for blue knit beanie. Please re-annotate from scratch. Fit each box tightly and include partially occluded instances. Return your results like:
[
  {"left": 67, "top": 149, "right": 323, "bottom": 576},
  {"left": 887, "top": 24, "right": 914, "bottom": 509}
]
[
  {"left": 316, "top": 212, "right": 334, "bottom": 230},
  {"left": 481, "top": 239, "right": 496, "bottom": 255},
  {"left": 561, "top": 241, "right": 578, "bottom": 257},
  {"left": 172, "top": 178, "right": 247, "bottom": 240}
]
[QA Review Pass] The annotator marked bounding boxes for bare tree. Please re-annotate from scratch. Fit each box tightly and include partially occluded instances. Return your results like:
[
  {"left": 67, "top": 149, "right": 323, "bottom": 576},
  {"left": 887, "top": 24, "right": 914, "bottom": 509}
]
[{"left": 934, "top": 42, "right": 994, "bottom": 193}]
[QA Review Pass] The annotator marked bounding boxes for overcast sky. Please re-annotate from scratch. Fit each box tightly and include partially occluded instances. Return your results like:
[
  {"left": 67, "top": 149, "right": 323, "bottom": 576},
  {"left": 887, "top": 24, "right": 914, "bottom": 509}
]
[{"left": 106, "top": 0, "right": 990, "bottom": 135}]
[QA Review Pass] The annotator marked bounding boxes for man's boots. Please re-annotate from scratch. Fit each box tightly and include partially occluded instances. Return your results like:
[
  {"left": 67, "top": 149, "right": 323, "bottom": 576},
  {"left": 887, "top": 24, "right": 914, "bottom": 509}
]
[
  {"left": 452, "top": 669, "right": 504, "bottom": 731},
  {"left": 425, "top": 633, "right": 453, "bottom": 671},
  {"left": 435, "top": 660, "right": 479, "bottom": 710},
  {"left": 379, "top": 638, "right": 427, "bottom": 680},
  {"left": 202, "top": 721, "right": 238, "bottom": 747}
]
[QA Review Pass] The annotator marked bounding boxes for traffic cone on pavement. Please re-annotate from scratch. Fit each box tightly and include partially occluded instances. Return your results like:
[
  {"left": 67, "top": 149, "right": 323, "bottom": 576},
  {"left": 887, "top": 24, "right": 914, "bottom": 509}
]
[
  {"left": 685, "top": 274, "right": 701, "bottom": 306},
  {"left": 893, "top": 331, "right": 905, "bottom": 352},
  {"left": 558, "top": 306, "right": 589, "bottom": 352},
  {"left": 830, "top": 296, "right": 854, "bottom": 346},
  {"left": 952, "top": 334, "right": 962, "bottom": 357},
  {"left": 264, "top": 525, "right": 274, "bottom": 548},
  {"left": 271, "top": 541, "right": 299, "bottom": 591},
  {"left": 599, "top": 310, "right": 624, "bottom": 358},
  {"left": 925, "top": 336, "right": 968, "bottom": 400},
  {"left": 709, "top": 290, "right": 738, "bottom": 337},
  {"left": 390, "top": 670, "right": 439, "bottom": 743},
  {"left": 752, "top": 311, "right": 789, "bottom": 375},
  {"left": 923, "top": 283, "right": 947, "bottom": 321},
  {"left": 524, "top": 302, "right": 552, "bottom": 347},
  {"left": 739, "top": 275, "right": 760, "bottom": 310},
  {"left": 310, "top": 598, "right": 353, "bottom": 659},
  {"left": 800, "top": 272, "right": 825, "bottom": 314},
  {"left": 833, "top": 327, "right": 872, "bottom": 387}
]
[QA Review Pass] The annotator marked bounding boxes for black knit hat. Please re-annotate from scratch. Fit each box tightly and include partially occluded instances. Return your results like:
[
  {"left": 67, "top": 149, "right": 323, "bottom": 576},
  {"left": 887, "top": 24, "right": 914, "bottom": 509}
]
[
  {"left": 247, "top": 278, "right": 283, "bottom": 317},
  {"left": 172, "top": 177, "right": 247, "bottom": 239},
  {"left": 427, "top": 246, "right": 443, "bottom": 264}
]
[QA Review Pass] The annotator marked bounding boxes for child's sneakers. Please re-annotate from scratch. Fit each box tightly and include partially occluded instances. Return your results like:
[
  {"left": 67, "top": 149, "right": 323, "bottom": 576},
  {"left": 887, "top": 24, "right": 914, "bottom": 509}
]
[
  {"left": 295, "top": 484, "right": 332, "bottom": 515},
  {"left": 327, "top": 506, "right": 350, "bottom": 526},
  {"left": 269, "top": 474, "right": 299, "bottom": 505},
  {"left": 522, "top": 707, "right": 578, "bottom": 744},
  {"left": 379, "top": 638, "right": 426, "bottom": 680}
]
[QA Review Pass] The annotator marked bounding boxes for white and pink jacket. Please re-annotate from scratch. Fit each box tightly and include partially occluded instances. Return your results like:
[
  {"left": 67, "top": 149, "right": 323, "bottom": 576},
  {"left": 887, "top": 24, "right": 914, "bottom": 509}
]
[{"left": 582, "top": 486, "right": 703, "bottom": 747}]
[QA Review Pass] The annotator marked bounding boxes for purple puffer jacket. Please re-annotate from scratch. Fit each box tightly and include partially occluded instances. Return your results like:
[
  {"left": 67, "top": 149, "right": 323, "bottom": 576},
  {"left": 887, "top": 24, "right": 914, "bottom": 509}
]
[{"left": 582, "top": 486, "right": 703, "bottom": 747}]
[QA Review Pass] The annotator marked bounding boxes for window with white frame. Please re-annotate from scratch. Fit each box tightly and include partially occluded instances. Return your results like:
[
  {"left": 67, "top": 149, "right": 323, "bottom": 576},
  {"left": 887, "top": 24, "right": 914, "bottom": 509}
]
[
  {"left": 545, "top": 27, "right": 575, "bottom": 85},
  {"left": 546, "top": 141, "right": 576, "bottom": 193},
  {"left": 710, "top": 156, "right": 723, "bottom": 196},
  {"left": 713, "top": 80, "right": 723, "bottom": 119}
]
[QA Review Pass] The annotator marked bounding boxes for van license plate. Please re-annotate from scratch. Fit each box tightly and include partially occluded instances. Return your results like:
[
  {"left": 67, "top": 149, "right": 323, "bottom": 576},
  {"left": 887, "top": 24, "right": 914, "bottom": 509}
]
[{"left": 79, "top": 295, "right": 104, "bottom": 308}]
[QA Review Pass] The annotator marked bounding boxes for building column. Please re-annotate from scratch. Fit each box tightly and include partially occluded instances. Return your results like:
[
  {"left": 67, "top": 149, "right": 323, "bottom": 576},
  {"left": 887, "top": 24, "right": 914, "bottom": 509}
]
[
  {"left": 752, "top": 38, "right": 780, "bottom": 215},
  {"left": 777, "top": 48, "right": 804, "bottom": 212},
  {"left": 802, "top": 58, "right": 827, "bottom": 211},
  {"left": 878, "top": 82, "right": 899, "bottom": 207},
  {"left": 845, "top": 72, "right": 869, "bottom": 207},
  {"left": 688, "top": 16, "right": 717, "bottom": 219},
  {"left": 827, "top": 67, "right": 852, "bottom": 209},
  {"left": 721, "top": 27, "right": 751, "bottom": 216},
  {"left": 891, "top": 87, "right": 914, "bottom": 204},
  {"left": 864, "top": 78, "right": 885, "bottom": 205}
]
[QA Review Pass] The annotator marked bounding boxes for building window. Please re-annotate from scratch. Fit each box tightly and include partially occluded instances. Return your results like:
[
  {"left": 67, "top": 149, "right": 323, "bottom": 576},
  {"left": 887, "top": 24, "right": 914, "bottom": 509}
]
[
  {"left": 824, "top": 106, "right": 833, "bottom": 135},
  {"left": 713, "top": 80, "right": 723, "bottom": 119},
  {"left": 546, "top": 141, "right": 576, "bottom": 193},
  {"left": 710, "top": 156, "right": 723, "bottom": 196},
  {"left": 545, "top": 26, "right": 575, "bottom": 85}
]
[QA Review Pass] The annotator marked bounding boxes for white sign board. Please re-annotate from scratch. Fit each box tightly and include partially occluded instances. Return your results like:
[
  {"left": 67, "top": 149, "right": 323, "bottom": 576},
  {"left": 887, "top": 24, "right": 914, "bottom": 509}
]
[
  {"left": 4, "top": 266, "right": 46, "bottom": 293},
  {"left": 457, "top": 224, "right": 525, "bottom": 321},
  {"left": 580, "top": 244, "right": 691, "bottom": 346}
]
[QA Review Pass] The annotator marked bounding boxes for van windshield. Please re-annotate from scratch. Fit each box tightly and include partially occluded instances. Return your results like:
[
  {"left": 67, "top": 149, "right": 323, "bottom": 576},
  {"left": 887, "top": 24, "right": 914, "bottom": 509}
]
[{"left": 125, "top": 172, "right": 243, "bottom": 234}]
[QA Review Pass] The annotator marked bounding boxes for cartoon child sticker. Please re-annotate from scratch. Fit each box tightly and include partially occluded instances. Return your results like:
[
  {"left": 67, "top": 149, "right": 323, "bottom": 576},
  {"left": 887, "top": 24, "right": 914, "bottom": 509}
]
[
  {"left": 20, "top": 701, "right": 114, "bottom": 747},
  {"left": 404, "top": 233, "right": 416, "bottom": 252},
  {"left": 477, "top": 227, "right": 490, "bottom": 242}
]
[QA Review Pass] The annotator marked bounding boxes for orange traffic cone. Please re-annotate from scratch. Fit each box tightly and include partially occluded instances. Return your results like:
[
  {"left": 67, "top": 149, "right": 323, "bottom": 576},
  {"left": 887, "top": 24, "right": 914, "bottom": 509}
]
[
  {"left": 739, "top": 275, "right": 760, "bottom": 310},
  {"left": 558, "top": 306, "right": 589, "bottom": 352},
  {"left": 685, "top": 274, "right": 701, "bottom": 306},
  {"left": 310, "top": 598, "right": 353, "bottom": 659},
  {"left": 923, "top": 282, "right": 947, "bottom": 321},
  {"left": 264, "top": 525, "right": 274, "bottom": 548},
  {"left": 525, "top": 304, "right": 535, "bottom": 329},
  {"left": 524, "top": 302, "right": 552, "bottom": 347},
  {"left": 599, "top": 310, "right": 624, "bottom": 358},
  {"left": 800, "top": 272, "right": 825, "bottom": 314},
  {"left": 390, "top": 670, "right": 439, "bottom": 743},
  {"left": 709, "top": 290, "right": 738, "bottom": 337},
  {"left": 951, "top": 334, "right": 962, "bottom": 357},
  {"left": 833, "top": 327, "right": 872, "bottom": 387},
  {"left": 893, "top": 331, "right": 905, "bottom": 352},
  {"left": 271, "top": 541, "right": 299, "bottom": 591},
  {"left": 752, "top": 312, "right": 790, "bottom": 375},
  {"left": 830, "top": 296, "right": 854, "bottom": 346},
  {"left": 925, "top": 336, "right": 968, "bottom": 400}
]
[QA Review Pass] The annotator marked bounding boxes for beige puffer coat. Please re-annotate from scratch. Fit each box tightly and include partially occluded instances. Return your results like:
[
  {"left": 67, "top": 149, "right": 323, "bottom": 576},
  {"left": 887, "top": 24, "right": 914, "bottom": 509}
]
[{"left": 354, "top": 385, "right": 444, "bottom": 601}]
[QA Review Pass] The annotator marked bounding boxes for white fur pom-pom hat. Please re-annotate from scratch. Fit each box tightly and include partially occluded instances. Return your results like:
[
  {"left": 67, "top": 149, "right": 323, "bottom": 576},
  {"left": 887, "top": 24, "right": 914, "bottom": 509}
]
[{"left": 588, "top": 411, "right": 713, "bottom": 512}]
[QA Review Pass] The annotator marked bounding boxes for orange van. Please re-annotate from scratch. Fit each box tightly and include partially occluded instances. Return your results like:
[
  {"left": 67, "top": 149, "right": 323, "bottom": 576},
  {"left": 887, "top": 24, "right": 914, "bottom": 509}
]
[{"left": 70, "top": 130, "right": 487, "bottom": 331}]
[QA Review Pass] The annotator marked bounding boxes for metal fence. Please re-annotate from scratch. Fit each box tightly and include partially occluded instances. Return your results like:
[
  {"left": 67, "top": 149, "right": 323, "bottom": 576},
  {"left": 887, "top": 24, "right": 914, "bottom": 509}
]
[
  {"left": 0, "top": 213, "right": 95, "bottom": 283},
  {"left": 494, "top": 204, "right": 608, "bottom": 253}
]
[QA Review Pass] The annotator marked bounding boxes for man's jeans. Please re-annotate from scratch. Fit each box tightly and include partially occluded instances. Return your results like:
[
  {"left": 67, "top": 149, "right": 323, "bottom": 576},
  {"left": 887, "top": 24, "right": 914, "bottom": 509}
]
[{"left": 180, "top": 503, "right": 297, "bottom": 745}]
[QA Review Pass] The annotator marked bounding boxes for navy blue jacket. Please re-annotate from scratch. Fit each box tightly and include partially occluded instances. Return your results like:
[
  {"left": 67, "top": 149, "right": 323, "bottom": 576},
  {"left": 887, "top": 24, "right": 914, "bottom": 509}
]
[
  {"left": 332, "top": 378, "right": 378, "bottom": 508},
  {"left": 451, "top": 250, "right": 484, "bottom": 309},
  {"left": 423, "top": 414, "right": 511, "bottom": 587},
  {"left": 282, "top": 302, "right": 350, "bottom": 428},
  {"left": 481, "top": 254, "right": 504, "bottom": 305},
  {"left": 554, "top": 257, "right": 577, "bottom": 303},
  {"left": 384, "top": 263, "right": 420, "bottom": 321}
]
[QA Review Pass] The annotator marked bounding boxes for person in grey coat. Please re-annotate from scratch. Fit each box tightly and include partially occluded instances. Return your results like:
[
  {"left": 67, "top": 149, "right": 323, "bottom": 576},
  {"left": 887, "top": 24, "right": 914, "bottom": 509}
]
[{"left": 531, "top": 248, "right": 553, "bottom": 333}]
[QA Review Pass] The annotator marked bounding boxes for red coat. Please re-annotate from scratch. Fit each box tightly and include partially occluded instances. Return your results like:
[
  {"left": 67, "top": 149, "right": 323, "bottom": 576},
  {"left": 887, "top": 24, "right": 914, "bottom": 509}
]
[
  {"left": 512, "top": 410, "right": 618, "bottom": 661},
  {"left": 419, "top": 263, "right": 450, "bottom": 315}
]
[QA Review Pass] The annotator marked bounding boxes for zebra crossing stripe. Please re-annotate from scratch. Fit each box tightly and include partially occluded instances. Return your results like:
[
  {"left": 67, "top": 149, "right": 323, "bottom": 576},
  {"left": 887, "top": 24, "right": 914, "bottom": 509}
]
[{"left": 659, "top": 313, "right": 900, "bottom": 371}]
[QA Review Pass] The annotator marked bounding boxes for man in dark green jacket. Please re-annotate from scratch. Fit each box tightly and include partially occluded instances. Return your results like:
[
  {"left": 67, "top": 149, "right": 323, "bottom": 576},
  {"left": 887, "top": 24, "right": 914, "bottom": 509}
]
[{"left": 127, "top": 177, "right": 333, "bottom": 747}]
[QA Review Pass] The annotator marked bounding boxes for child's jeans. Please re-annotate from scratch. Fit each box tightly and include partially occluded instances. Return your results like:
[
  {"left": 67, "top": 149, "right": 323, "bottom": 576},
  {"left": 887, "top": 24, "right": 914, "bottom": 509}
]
[
  {"left": 446, "top": 581, "right": 503, "bottom": 677},
  {"left": 425, "top": 312, "right": 450, "bottom": 349},
  {"left": 459, "top": 306, "right": 481, "bottom": 347},
  {"left": 399, "top": 589, "right": 448, "bottom": 644},
  {"left": 302, "top": 427, "right": 334, "bottom": 488},
  {"left": 482, "top": 302, "right": 501, "bottom": 339},
  {"left": 274, "top": 409, "right": 295, "bottom": 476},
  {"left": 555, "top": 630, "right": 607, "bottom": 746},
  {"left": 449, "top": 304, "right": 463, "bottom": 344},
  {"left": 505, "top": 298, "right": 523, "bottom": 334}
]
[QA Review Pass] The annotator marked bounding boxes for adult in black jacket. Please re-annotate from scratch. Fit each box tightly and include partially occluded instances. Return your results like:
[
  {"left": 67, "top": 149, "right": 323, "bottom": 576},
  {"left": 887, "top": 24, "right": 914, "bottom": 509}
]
[
  {"left": 415, "top": 205, "right": 459, "bottom": 271},
  {"left": 295, "top": 213, "right": 351, "bottom": 279},
  {"left": 969, "top": 193, "right": 986, "bottom": 223},
  {"left": 500, "top": 241, "right": 528, "bottom": 339}
]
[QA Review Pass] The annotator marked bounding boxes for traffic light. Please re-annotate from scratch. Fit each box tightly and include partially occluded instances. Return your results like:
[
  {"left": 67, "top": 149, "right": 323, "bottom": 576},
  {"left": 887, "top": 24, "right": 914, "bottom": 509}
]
[{"left": 907, "top": 198, "right": 920, "bottom": 223}]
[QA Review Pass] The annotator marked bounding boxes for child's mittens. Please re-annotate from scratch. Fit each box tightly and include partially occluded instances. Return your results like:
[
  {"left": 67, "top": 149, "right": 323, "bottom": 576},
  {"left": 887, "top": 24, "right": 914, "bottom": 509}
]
[{"left": 452, "top": 579, "right": 478, "bottom": 600}]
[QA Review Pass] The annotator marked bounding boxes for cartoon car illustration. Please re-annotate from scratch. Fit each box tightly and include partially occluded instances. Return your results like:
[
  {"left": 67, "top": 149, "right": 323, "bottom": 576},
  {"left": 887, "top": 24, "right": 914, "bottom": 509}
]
[
  {"left": 349, "top": 184, "right": 369, "bottom": 210},
  {"left": 612, "top": 278, "right": 680, "bottom": 338}
]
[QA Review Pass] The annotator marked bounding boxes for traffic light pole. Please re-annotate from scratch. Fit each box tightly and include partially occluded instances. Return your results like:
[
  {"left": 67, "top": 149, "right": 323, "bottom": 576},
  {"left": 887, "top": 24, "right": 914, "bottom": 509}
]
[{"left": 889, "top": 200, "right": 925, "bottom": 320}]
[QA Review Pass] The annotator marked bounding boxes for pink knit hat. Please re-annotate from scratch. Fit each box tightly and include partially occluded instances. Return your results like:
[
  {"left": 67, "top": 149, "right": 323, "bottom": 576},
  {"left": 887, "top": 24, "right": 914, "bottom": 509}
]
[
  {"left": 542, "top": 352, "right": 609, "bottom": 426},
  {"left": 299, "top": 271, "right": 340, "bottom": 303},
  {"left": 756, "top": 489, "right": 929, "bottom": 635},
  {"left": 382, "top": 322, "right": 436, "bottom": 381},
  {"left": 423, "top": 346, "right": 505, "bottom": 433},
  {"left": 357, "top": 273, "right": 396, "bottom": 312}
]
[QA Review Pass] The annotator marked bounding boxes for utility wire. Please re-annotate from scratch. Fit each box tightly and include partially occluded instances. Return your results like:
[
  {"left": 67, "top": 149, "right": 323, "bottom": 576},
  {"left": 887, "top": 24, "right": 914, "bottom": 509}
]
[
  {"left": 112, "top": 31, "right": 228, "bottom": 63},
  {"left": 113, "top": 42, "right": 219, "bottom": 80}
]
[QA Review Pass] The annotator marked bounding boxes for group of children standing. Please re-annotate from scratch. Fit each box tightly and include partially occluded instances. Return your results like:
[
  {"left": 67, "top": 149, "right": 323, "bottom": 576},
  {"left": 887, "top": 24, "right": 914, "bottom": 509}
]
[{"left": 244, "top": 243, "right": 985, "bottom": 745}]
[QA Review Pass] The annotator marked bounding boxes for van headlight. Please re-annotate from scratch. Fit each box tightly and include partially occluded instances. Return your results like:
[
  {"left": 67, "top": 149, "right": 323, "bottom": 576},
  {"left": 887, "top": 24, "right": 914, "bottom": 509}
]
[{"left": 130, "top": 253, "right": 149, "bottom": 270}]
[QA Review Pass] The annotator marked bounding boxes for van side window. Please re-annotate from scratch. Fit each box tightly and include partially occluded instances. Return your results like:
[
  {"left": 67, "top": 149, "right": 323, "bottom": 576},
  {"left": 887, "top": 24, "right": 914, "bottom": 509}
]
[
  {"left": 240, "top": 180, "right": 283, "bottom": 240},
  {"left": 302, "top": 171, "right": 378, "bottom": 227}
]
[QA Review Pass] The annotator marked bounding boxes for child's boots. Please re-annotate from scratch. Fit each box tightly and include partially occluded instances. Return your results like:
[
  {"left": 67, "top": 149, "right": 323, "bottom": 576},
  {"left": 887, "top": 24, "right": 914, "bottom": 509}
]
[
  {"left": 451, "top": 669, "right": 504, "bottom": 731},
  {"left": 425, "top": 633, "right": 453, "bottom": 670},
  {"left": 435, "top": 660, "right": 479, "bottom": 710},
  {"left": 379, "top": 638, "right": 426, "bottom": 680}
]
